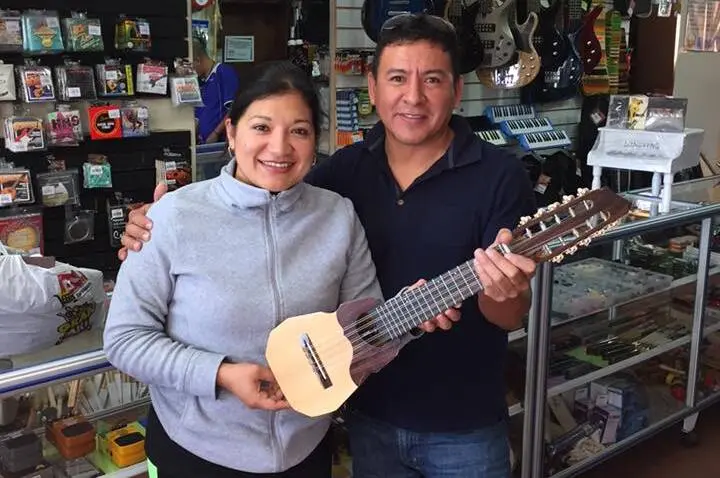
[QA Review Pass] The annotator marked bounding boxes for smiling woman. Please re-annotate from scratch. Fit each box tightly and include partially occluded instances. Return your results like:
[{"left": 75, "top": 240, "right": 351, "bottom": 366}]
[{"left": 103, "top": 60, "right": 384, "bottom": 477}]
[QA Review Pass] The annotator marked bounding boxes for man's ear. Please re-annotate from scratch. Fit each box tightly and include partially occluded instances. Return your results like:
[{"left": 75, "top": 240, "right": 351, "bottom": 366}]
[
  {"left": 453, "top": 75, "right": 464, "bottom": 109},
  {"left": 367, "top": 72, "right": 377, "bottom": 106}
]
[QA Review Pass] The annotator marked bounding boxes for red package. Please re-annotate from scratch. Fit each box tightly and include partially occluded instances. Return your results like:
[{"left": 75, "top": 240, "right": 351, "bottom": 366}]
[
  {"left": 0, "top": 212, "right": 44, "bottom": 255},
  {"left": 88, "top": 105, "right": 122, "bottom": 140}
]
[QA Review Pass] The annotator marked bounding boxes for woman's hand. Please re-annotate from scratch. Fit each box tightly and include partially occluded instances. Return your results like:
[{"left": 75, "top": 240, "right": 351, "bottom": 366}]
[{"left": 216, "top": 362, "right": 289, "bottom": 411}]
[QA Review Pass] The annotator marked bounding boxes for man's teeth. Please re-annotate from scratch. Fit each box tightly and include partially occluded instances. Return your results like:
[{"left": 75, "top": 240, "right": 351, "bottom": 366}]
[{"left": 262, "top": 161, "right": 292, "bottom": 169}]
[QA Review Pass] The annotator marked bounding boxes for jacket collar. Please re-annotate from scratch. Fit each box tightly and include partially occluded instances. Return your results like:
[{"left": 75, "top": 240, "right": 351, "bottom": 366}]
[{"left": 215, "top": 159, "right": 306, "bottom": 213}]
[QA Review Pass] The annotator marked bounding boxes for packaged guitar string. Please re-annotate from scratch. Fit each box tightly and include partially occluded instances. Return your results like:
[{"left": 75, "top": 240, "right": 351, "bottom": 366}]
[
  {"left": 88, "top": 104, "right": 122, "bottom": 140},
  {"left": 16, "top": 64, "right": 55, "bottom": 103},
  {"left": 0, "top": 160, "right": 34, "bottom": 206},
  {"left": 0, "top": 63, "right": 16, "bottom": 101},
  {"left": 155, "top": 146, "right": 192, "bottom": 191},
  {"left": 136, "top": 61, "right": 169, "bottom": 95},
  {"left": 46, "top": 105, "right": 83, "bottom": 147},
  {"left": 115, "top": 15, "right": 151, "bottom": 52},
  {"left": 63, "top": 12, "right": 103, "bottom": 52},
  {"left": 0, "top": 10, "right": 23, "bottom": 52},
  {"left": 96, "top": 61, "right": 134, "bottom": 97},
  {"left": 3, "top": 115, "right": 45, "bottom": 153},
  {"left": 22, "top": 10, "right": 64, "bottom": 53},
  {"left": 37, "top": 169, "right": 80, "bottom": 207},
  {"left": 56, "top": 62, "right": 97, "bottom": 101},
  {"left": 121, "top": 102, "right": 150, "bottom": 137},
  {"left": 170, "top": 58, "right": 202, "bottom": 107},
  {"left": 83, "top": 154, "right": 112, "bottom": 189}
]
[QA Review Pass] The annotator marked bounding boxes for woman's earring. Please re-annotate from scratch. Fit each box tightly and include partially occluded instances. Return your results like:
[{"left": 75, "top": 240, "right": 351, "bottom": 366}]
[
  {"left": 312, "top": 154, "right": 317, "bottom": 166},
  {"left": 227, "top": 145, "right": 234, "bottom": 157}
]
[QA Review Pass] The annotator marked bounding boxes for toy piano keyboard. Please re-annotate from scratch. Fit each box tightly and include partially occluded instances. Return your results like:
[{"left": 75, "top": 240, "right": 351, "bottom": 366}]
[
  {"left": 587, "top": 127, "right": 705, "bottom": 213},
  {"left": 475, "top": 129, "right": 509, "bottom": 146}
]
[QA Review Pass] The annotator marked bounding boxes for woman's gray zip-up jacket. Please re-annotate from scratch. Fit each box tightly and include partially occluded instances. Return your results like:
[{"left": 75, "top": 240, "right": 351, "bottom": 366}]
[{"left": 103, "top": 160, "right": 382, "bottom": 473}]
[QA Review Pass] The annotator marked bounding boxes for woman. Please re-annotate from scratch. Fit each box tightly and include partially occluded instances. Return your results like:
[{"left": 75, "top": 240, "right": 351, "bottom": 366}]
[{"left": 103, "top": 61, "right": 383, "bottom": 477}]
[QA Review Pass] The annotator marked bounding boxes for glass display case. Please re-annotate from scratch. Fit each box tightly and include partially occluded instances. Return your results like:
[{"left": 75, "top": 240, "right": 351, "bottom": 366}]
[{"left": 518, "top": 177, "right": 720, "bottom": 478}]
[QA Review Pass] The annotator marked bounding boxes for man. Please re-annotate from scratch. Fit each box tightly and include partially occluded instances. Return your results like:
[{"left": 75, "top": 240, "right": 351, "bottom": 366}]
[
  {"left": 193, "top": 37, "right": 240, "bottom": 145},
  {"left": 120, "top": 14, "right": 537, "bottom": 477}
]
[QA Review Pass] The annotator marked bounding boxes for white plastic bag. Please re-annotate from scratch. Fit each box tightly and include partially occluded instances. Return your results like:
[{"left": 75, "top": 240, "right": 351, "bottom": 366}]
[{"left": 0, "top": 244, "right": 105, "bottom": 356}]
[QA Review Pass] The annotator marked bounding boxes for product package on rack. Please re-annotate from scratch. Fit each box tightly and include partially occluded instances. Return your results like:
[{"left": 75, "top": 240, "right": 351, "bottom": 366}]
[
  {"left": 3, "top": 114, "right": 45, "bottom": 152},
  {"left": 120, "top": 102, "right": 150, "bottom": 137},
  {"left": 21, "top": 10, "right": 64, "bottom": 53},
  {"left": 95, "top": 61, "right": 134, "bottom": 97},
  {"left": 46, "top": 105, "right": 83, "bottom": 147},
  {"left": 0, "top": 208, "right": 42, "bottom": 255},
  {"left": 0, "top": 10, "right": 23, "bottom": 52},
  {"left": 62, "top": 12, "right": 103, "bottom": 52},
  {"left": 0, "top": 160, "right": 34, "bottom": 207},
  {"left": 155, "top": 146, "right": 192, "bottom": 191},
  {"left": 0, "top": 62, "right": 16, "bottom": 101},
  {"left": 136, "top": 60, "right": 169, "bottom": 95},
  {"left": 16, "top": 63, "right": 55, "bottom": 103},
  {"left": 0, "top": 241, "right": 106, "bottom": 357},
  {"left": 170, "top": 58, "right": 202, "bottom": 107},
  {"left": 55, "top": 62, "right": 98, "bottom": 101}
]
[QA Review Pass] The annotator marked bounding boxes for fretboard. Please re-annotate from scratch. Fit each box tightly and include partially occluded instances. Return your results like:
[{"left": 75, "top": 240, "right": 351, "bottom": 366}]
[{"left": 371, "top": 259, "right": 483, "bottom": 340}]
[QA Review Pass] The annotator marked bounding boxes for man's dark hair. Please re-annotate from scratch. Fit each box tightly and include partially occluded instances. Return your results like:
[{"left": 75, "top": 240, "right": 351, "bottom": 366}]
[
  {"left": 371, "top": 14, "right": 460, "bottom": 79},
  {"left": 227, "top": 61, "right": 322, "bottom": 141},
  {"left": 192, "top": 36, "right": 209, "bottom": 60}
]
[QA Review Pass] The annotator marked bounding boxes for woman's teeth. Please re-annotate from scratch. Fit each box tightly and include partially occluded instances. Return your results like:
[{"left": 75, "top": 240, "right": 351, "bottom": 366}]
[{"left": 261, "top": 161, "right": 292, "bottom": 169}]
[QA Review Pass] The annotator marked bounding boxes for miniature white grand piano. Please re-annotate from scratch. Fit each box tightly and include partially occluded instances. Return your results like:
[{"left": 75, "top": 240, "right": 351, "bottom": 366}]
[{"left": 587, "top": 127, "right": 705, "bottom": 213}]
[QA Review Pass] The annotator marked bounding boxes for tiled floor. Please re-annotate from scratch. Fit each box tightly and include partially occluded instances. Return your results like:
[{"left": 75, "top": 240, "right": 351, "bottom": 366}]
[{"left": 583, "top": 402, "right": 720, "bottom": 478}]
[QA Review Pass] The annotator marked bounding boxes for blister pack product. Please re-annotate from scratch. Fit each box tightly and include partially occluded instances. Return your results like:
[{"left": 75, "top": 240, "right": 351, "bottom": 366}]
[
  {"left": 0, "top": 10, "right": 23, "bottom": 52},
  {"left": 121, "top": 103, "right": 149, "bottom": 137},
  {"left": 55, "top": 63, "right": 97, "bottom": 101},
  {"left": 63, "top": 12, "right": 103, "bottom": 51},
  {"left": 115, "top": 15, "right": 151, "bottom": 51},
  {"left": 3, "top": 116, "right": 45, "bottom": 152},
  {"left": 136, "top": 62, "right": 168, "bottom": 95},
  {"left": 96, "top": 62, "right": 134, "bottom": 97},
  {"left": 16, "top": 65, "right": 55, "bottom": 103},
  {"left": 88, "top": 104, "right": 122, "bottom": 140},
  {"left": 37, "top": 169, "right": 80, "bottom": 207},
  {"left": 46, "top": 106, "right": 83, "bottom": 147},
  {"left": 22, "top": 10, "right": 64, "bottom": 53},
  {"left": 0, "top": 63, "right": 16, "bottom": 101}
]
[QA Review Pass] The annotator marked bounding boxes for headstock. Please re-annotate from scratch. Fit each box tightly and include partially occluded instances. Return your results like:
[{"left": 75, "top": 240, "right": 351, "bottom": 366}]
[{"left": 505, "top": 187, "right": 632, "bottom": 264}]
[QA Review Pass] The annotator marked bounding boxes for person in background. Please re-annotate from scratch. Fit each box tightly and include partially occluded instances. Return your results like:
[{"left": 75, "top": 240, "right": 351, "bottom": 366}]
[
  {"left": 193, "top": 36, "right": 240, "bottom": 145},
  {"left": 118, "top": 14, "right": 537, "bottom": 478}
]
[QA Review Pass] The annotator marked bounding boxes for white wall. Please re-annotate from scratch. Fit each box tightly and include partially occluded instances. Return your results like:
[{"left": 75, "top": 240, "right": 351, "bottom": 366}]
[{"left": 334, "top": 0, "right": 583, "bottom": 150}]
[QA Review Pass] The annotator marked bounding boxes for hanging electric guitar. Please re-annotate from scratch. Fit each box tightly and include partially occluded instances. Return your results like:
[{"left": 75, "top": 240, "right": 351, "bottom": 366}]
[
  {"left": 475, "top": 0, "right": 517, "bottom": 68},
  {"left": 444, "top": 0, "right": 485, "bottom": 74},
  {"left": 575, "top": 5, "right": 603, "bottom": 73},
  {"left": 361, "top": 0, "right": 436, "bottom": 43},
  {"left": 580, "top": 0, "right": 610, "bottom": 95},
  {"left": 476, "top": 11, "right": 541, "bottom": 89},
  {"left": 533, "top": 0, "right": 569, "bottom": 71},
  {"left": 266, "top": 188, "right": 633, "bottom": 417}
]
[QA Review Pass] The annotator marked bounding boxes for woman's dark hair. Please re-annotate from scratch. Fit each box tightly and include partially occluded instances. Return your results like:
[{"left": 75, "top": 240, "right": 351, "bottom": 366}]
[{"left": 227, "top": 61, "right": 322, "bottom": 140}]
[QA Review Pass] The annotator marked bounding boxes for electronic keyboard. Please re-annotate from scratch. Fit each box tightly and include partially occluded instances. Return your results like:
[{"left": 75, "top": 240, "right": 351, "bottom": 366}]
[
  {"left": 518, "top": 129, "right": 572, "bottom": 151},
  {"left": 484, "top": 104, "right": 536, "bottom": 123},
  {"left": 500, "top": 117, "right": 554, "bottom": 137},
  {"left": 475, "top": 129, "right": 509, "bottom": 146}
]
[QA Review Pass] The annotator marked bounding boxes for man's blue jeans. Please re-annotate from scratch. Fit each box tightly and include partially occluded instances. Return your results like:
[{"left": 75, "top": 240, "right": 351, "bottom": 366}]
[{"left": 346, "top": 411, "right": 511, "bottom": 478}]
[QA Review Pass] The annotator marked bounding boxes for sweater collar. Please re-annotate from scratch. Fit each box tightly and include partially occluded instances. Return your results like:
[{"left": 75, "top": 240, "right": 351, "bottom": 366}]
[{"left": 215, "top": 159, "right": 306, "bottom": 212}]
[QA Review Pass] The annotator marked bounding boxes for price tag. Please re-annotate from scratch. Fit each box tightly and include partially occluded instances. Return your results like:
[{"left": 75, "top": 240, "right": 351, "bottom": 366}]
[
  {"left": 0, "top": 193, "right": 12, "bottom": 205},
  {"left": 137, "top": 108, "right": 148, "bottom": 119},
  {"left": 90, "top": 165, "right": 104, "bottom": 176},
  {"left": 111, "top": 208, "right": 125, "bottom": 220},
  {"left": 67, "top": 87, "right": 81, "bottom": 98},
  {"left": 46, "top": 17, "right": 60, "bottom": 28},
  {"left": 138, "top": 22, "right": 150, "bottom": 36},
  {"left": 88, "top": 25, "right": 102, "bottom": 36},
  {"left": 105, "top": 70, "right": 119, "bottom": 81},
  {"left": 165, "top": 161, "right": 177, "bottom": 171},
  {"left": 108, "top": 109, "right": 120, "bottom": 119},
  {"left": 5, "top": 21, "right": 20, "bottom": 32},
  {"left": 42, "top": 185, "right": 56, "bottom": 196}
]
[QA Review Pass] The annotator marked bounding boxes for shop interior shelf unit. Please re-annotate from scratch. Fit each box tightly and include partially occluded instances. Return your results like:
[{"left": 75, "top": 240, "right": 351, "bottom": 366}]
[
  {"left": 588, "top": 127, "right": 705, "bottom": 214},
  {"left": 520, "top": 181, "right": 720, "bottom": 478}
]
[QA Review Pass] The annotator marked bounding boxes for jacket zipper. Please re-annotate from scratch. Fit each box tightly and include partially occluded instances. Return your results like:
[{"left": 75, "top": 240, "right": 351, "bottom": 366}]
[{"left": 265, "top": 196, "right": 284, "bottom": 470}]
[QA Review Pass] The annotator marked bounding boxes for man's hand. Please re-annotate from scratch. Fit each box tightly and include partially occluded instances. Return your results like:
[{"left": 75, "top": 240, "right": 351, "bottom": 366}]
[
  {"left": 117, "top": 182, "right": 168, "bottom": 261},
  {"left": 473, "top": 228, "right": 536, "bottom": 330},
  {"left": 406, "top": 279, "right": 462, "bottom": 333},
  {"left": 216, "top": 362, "right": 289, "bottom": 411}
]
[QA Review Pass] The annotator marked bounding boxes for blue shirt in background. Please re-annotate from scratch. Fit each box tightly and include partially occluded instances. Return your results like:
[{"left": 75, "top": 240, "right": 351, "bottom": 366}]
[{"left": 195, "top": 63, "right": 240, "bottom": 143}]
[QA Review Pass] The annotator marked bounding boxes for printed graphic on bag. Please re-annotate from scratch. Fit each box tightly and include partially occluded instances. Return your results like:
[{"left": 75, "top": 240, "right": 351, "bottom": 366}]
[{"left": 54, "top": 270, "right": 96, "bottom": 344}]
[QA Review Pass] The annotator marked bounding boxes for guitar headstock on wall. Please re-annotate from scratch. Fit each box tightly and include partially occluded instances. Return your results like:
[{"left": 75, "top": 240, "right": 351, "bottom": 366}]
[{"left": 505, "top": 187, "right": 632, "bottom": 264}]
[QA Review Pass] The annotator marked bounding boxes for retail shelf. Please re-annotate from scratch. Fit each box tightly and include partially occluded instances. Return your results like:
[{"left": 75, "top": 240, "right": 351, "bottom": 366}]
[
  {"left": 102, "top": 462, "right": 147, "bottom": 478},
  {"left": 547, "top": 265, "right": 720, "bottom": 332},
  {"left": 547, "top": 319, "right": 720, "bottom": 399},
  {"left": 549, "top": 390, "right": 720, "bottom": 478}
]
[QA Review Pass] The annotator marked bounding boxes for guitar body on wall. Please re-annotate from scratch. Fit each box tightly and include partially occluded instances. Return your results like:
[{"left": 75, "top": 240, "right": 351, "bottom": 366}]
[
  {"left": 444, "top": 0, "right": 485, "bottom": 74},
  {"left": 361, "top": 0, "right": 436, "bottom": 42},
  {"left": 266, "top": 188, "right": 633, "bottom": 417},
  {"left": 475, "top": 0, "right": 518, "bottom": 68},
  {"left": 476, "top": 11, "right": 541, "bottom": 89}
]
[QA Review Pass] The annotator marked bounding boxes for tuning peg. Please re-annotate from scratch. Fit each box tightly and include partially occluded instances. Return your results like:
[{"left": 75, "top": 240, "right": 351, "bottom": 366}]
[
  {"left": 533, "top": 208, "right": 546, "bottom": 218},
  {"left": 552, "top": 253, "right": 565, "bottom": 263},
  {"left": 577, "top": 188, "right": 590, "bottom": 196},
  {"left": 562, "top": 195, "right": 575, "bottom": 203},
  {"left": 519, "top": 215, "right": 532, "bottom": 226}
]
